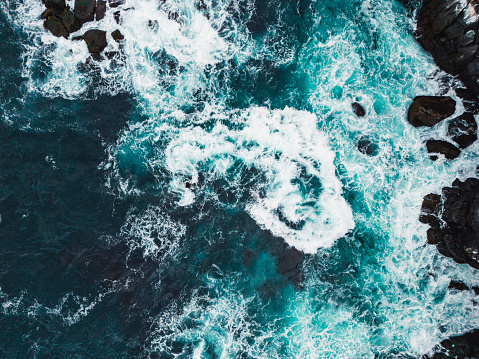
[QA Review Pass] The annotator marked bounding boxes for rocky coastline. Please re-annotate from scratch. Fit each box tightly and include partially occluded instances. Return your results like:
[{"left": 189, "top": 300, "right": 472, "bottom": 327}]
[{"left": 413, "top": 0, "right": 479, "bottom": 356}]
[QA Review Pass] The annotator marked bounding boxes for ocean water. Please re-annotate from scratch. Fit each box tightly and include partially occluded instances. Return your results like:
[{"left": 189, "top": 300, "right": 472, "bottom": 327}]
[{"left": 1, "top": 0, "right": 479, "bottom": 357}]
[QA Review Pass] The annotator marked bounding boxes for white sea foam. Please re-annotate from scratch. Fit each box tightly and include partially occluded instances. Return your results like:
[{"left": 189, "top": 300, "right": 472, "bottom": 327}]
[{"left": 121, "top": 205, "right": 186, "bottom": 261}]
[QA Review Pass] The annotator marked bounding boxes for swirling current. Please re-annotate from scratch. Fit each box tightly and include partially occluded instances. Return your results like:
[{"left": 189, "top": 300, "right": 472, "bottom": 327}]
[{"left": 1, "top": 0, "right": 479, "bottom": 357}]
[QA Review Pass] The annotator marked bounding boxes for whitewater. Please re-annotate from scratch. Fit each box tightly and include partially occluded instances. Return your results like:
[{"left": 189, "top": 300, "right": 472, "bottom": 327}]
[{"left": 1, "top": 0, "right": 479, "bottom": 357}]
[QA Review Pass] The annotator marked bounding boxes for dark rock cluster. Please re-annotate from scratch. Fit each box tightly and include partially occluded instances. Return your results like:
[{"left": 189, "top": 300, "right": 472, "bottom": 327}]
[
  {"left": 425, "top": 329, "right": 479, "bottom": 359},
  {"left": 415, "top": 0, "right": 479, "bottom": 98},
  {"left": 420, "top": 178, "right": 479, "bottom": 269},
  {"left": 407, "top": 96, "right": 477, "bottom": 159},
  {"left": 41, "top": 0, "right": 124, "bottom": 60}
]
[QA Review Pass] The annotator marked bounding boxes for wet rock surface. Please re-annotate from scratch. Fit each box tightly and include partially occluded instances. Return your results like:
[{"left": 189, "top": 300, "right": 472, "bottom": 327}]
[
  {"left": 407, "top": 96, "right": 456, "bottom": 127},
  {"left": 415, "top": 0, "right": 479, "bottom": 98},
  {"left": 83, "top": 30, "right": 107, "bottom": 53},
  {"left": 111, "top": 29, "right": 124, "bottom": 42},
  {"left": 42, "top": 0, "right": 66, "bottom": 10},
  {"left": 61, "top": 8, "right": 82, "bottom": 33},
  {"left": 425, "top": 329, "right": 479, "bottom": 359},
  {"left": 426, "top": 139, "right": 461, "bottom": 159},
  {"left": 420, "top": 178, "right": 479, "bottom": 270},
  {"left": 352, "top": 102, "right": 366, "bottom": 117},
  {"left": 74, "top": 0, "right": 96, "bottom": 23},
  {"left": 43, "top": 15, "right": 69, "bottom": 38},
  {"left": 447, "top": 112, "right": 478, "bottom": 148}
]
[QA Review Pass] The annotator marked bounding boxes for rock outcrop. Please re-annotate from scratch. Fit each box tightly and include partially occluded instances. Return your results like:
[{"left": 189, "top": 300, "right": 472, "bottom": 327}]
[
  {"left": 352, "top": 102, "right": 366, "bottom": 117},
  {"left": 420, "top": 177, "right": 479, "bottom": 269},
  {"left": 82, "top": 29, "right": 107, "bottom": 53},
  {"left": 74, "top": 0, "right": 96, "bottom": 23},
  {"left": 425, "top": 329, "right": 479, "bottom": 358},
  {"left": 425, "top": 139, "right": 461, "bottom": 159},
  {"left": 415, "top": 0, "right": 479, "bottom": 98},
  {"left": 407, "top": 96, "right": 456, "bottom": 127},
  {"left": 447, "top": 112, "right": 478, "bottom": 148}
]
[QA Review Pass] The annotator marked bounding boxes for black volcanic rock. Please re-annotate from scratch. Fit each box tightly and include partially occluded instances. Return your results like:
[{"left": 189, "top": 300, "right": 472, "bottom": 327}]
[
  {"left": 42, "top": 0, "right": 66, "bottom": 10},
  {"left": 419, "top": 193, "right": 442, "bottom": 228},
  {"left": 420, "top": 178, "right": 479, "bottom": 270},
  {"left": 352, "top": 102, "right": 366, "bottom": 117},
  {"left": 74, "top": 0, "right": 96, "bottom": 23},
  {"left": 41, "top": 7, "right": 63, "bottom": 20},
  {"left": 61, "top": 8, "right": 81, "bottom": 33},
  {"left": 44, "top": 15, "right": 69, "bottom": 38},
  {"left": 407, "top": 96, "right": 456, "bottom": 127},
  {"left": 426, "top": 139, "right": 461, "bottom": 160},
  {"left": 415, "top": 0, "right": 479, "bottom": 98},
  {"left": 111, "top": 29, "right": 124, "bottom": 42},
  {"left": 426, "top": 330, "right": 479, "bottom": 359},
  {"left": 96, "top": 0, "right": 106, "bottom": 21},
  {"left": 83, "top": 30, "right": 107, "bottom": 53},
  {"left": 447, "top": 112, "right": 477, "bottom": 148}
]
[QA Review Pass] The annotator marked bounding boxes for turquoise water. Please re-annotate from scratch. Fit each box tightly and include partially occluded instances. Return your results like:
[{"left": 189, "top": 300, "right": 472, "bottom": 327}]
[{"left": 1, "top": 0, "right": 479, "bottom": 357}]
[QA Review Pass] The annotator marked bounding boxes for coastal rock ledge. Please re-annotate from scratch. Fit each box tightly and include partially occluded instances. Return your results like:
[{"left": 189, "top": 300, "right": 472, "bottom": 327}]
[
  {"left": 415, "top": 0, "right": 479, "bottom": 98},
  {"left": 420, "top": 177, "right": 479, "bottom": 269}
]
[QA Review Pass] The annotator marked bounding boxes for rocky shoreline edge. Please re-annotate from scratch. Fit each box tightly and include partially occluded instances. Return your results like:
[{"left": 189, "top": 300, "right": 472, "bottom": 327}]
[{"left": 412, "top": 0, "right": 479, "bottom": 357}]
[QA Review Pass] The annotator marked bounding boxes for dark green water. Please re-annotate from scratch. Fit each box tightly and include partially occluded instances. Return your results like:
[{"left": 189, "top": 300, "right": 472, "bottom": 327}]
[{"left": 1, "top": 0, "right": 479, "bottom": 357}]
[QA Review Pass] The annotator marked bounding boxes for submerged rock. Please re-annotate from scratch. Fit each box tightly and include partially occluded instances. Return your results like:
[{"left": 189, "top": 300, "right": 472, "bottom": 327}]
[
  {"left": 425, "top": 139, "right": 461, "bottom": 160},
  {"left": 407, "top": 96, "right": 456, "bottom": 127},
  {"left": 447, "top": 112, "right": 478, "bottom": 149},
  {"left": 420, "top": 178, "right": 479, "bottom": 270},
  {"left": 74, "top": 0, "right": 96, "bottom": 23},
  {"left": 44, "top": 15, "right": 69, "bottom": 38},
  {"left": 357, "top": 137, "right": 379, "bottom": 156},
  {"left": 83, "top": 29, "right": 107, "bottom": 53},
  {"left": 352, "top": 102, "right": 366, "bottom": 117}
]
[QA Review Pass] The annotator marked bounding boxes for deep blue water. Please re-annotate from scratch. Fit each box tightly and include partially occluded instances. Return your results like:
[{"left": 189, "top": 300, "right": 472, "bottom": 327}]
[{"left": 1, "top": 0, "right": 479, "bottom": 358}]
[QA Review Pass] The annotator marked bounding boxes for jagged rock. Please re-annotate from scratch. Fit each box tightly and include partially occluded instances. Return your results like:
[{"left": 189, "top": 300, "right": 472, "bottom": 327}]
[
  {"left": 96, "top": 0, "right": 106, "bottom": 21},
  {"left": 462, "top": 30, "right": 475, "bottom": 46},
  {"left": 419, "top": 193, "right": 442, "bottom": 228},
  {"left": 447, "top": 112, "right": 477, "bottom": 148},
  {"left": 421, "top": 178, "right": 479, "bottom": 270},
  {"left": 44, "top": 15, "right": 69, "bottom": 38},
  {"left": 111, "top": 29, "right": 124, "bottom": 42},
  {"left": 357, "top": 137, "right": 378, "bottom": 156},
  {"left": 352, "top": 102, "right": 366, "bottom": 117},
  {"left": 83, "top": 30, "right": 107, "bottom": 53},
  {"left": 407, "top": 96, "right": 456, "bottom": 127},
  {"left": 426, "top": 139, "right": 461, "bottom": 159},
  {"left": 74, "top": 0, "right": 96, "bottom": 23},
  {"left": 113, "top": 11, "right": 121, "bottom": 24},
  {"left": 41, "top": 7, "right": 63, "bottom": 19},
  {"left": 426, "top": 329, "right": 479, "bottom": 359},
  {"left": 415, "top": 0, "right": 479, "bottom": 97},
  {"left": 60, "top": 8, "right": 81, "bottom": 33},
  {"left": 448, "top": 280, "right": 469, "bottom": 291},
  {"left": 42, "top": 0, "right": 66, "bottom": 10}
]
